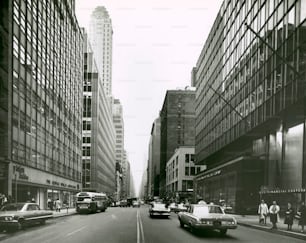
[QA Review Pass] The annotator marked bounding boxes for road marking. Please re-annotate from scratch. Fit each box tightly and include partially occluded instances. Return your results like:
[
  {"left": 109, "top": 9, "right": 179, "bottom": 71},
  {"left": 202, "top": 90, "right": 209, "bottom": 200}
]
[
  {"left": 66, "top": 226, "right": 87, "bottom": 236},
  {"left": 137, "top": 210, "right": 145, "bottom": 243}
]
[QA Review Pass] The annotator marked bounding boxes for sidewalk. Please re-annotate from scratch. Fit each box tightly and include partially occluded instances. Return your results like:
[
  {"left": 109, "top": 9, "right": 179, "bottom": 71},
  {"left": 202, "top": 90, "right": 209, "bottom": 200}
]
[
  {"left": 51, "top": 207, "right": 77, "bottom": 218},
  {"left": 231, "top": 214, "right": 306, "bottom": 240}
]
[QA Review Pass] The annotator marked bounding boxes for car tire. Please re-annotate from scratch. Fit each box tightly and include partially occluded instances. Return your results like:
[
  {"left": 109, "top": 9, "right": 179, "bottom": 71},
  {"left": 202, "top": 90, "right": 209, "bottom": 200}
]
[
  {"left": 179, "top": 220, "right": 184, "bottom": 228},
  {"left": 220, "top": 229, "right": 227, "bottom": 236},
  {"left": 17, "top": 219, "right": 25, "bottom": 231},
  {"left": 40, "top": 220, "right": 46, "bottom": 225}
]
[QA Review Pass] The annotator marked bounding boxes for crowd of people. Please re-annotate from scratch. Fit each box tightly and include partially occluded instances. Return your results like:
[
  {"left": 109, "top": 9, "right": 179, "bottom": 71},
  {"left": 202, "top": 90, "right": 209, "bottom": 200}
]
[{"left": 258, "top": 200, "right": 306, "bottom": 232}]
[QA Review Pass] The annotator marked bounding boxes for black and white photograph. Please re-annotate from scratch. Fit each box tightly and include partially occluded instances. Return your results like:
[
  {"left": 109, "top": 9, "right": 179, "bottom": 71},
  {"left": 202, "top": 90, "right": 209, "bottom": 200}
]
[{"left": 0, "top": 0, "right": 306, "bottom": 242}]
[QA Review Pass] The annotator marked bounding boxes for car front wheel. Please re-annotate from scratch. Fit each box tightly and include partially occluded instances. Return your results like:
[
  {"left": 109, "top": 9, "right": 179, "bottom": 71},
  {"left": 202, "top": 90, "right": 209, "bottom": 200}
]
[
  {"left": 179, "top": 220, "right": 184, "bottom": 228},
  {"left": 220, "top": 229, "right": 227, "bottom": 235}
]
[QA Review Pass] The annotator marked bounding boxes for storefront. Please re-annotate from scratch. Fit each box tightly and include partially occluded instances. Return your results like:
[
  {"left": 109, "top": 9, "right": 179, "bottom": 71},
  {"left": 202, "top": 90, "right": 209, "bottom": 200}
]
[
  {"left": 10, "top": 163, "right": 81, "bottom": 209},
  {"left": 259, "top": 188, "right": 306, "bottom": 215},
  {"left": 194, "top": 156, "right": 264, "bottom": 214}
]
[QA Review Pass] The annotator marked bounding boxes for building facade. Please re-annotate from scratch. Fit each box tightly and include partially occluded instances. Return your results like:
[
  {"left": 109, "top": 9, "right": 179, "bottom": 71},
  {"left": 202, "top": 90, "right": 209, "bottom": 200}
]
[
  {"left": 147, "top": 118, "right": 161, "bottom": 198},
  {"left": 112, "top": 98, "right": 124, "bottom": 200},
  {"left": 82, "top": 29, "right": 116, "bottom": 195},
  {"left": 88, "top": 6, "right": 113, "bottom": 98},
  {"left": 159, "top": 89, "right": 196, "bottom": 197},
  {"left": 0, "top": 0, "right": 83, "bottom": 209},
  {"left": 193, "top": 0, "right": 306, "bottom": 213},
  {"left": 166, "top": 147, "right": 205, "bottom": 202}
]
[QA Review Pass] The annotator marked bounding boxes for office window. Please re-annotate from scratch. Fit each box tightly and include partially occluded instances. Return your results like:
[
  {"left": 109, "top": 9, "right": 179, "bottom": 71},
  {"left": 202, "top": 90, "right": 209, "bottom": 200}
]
[{"left": 185, "top": 167, "right": 189, "bottom": 176}]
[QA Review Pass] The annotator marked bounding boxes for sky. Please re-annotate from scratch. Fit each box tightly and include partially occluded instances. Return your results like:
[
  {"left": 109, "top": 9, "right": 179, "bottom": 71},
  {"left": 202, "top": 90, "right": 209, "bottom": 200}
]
[{"left": 75, "top": 0, "right": 223, "bottom": 196}]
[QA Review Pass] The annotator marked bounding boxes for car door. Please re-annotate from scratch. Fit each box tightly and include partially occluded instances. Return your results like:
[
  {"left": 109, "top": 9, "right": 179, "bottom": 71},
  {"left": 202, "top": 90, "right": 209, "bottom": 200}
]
[{"left": 181, "top": 206, "right": 192, "bottom": 224}]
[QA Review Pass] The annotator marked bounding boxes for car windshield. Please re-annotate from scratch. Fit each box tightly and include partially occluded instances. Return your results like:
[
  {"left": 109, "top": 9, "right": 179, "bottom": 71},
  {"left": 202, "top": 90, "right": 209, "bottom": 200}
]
[
  {"left": 193, "top": 206, "right": 223, "bottom": 216},
  {"left": 0, "top": 203, "right": 25, "bottom": 211}
]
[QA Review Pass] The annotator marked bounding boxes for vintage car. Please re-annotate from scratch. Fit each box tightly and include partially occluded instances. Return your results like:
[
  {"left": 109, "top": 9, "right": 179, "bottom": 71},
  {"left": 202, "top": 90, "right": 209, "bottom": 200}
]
[
  {"left": 0, "top": 203, "right": 53, "bottom": 232},
  {"left": 132, "top": 200, "right": 140, "bottom": 208},
  {"left": 174, "top": 203, "right": 188, "bottom": 213},
  {"left": 178, "top": 204, "right": 237, "bottom": 235},
  {"left": 149, "top": 202, "right": 170, "bottom": 218}
]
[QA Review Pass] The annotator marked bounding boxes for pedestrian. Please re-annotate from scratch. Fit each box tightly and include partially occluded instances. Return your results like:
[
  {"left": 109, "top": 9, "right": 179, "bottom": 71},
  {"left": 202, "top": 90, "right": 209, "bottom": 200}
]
[
  {"left": 258, "top": 199, "right": 269, "bottom": 225},
  {"left": 298, "top": 202, "right": 306, "bottom": 233},
  {"left": 269, "top": 200, "right": 280, "bottom": 229},
  {"left": 284, "top": 202, "right": 294, "bottom": 231},
  {"left": 55, "top": 198, "right": 61, "bottom": 212}
]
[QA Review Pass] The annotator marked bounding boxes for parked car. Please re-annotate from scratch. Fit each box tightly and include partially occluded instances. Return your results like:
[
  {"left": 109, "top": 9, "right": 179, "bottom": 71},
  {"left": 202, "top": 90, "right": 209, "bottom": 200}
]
[
  {"left": 0, "top": 203, "right": 53, "bottom": 232},
  {"left": 132, "top": 200, "right": 140, "bottom": 208},
  {"left": 178, "top": 204, "right": 237, "bottom": 235},
  {"left": 149, "top": 202, "right": 170, "bottom": 218}
]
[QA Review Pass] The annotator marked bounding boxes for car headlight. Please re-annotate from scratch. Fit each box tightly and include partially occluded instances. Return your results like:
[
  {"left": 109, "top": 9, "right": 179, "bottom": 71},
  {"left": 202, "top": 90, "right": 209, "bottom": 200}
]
[
  {"left": 5, "top": 216, "right": 14, "bottom": 221},
  {"left": 201, "top": 220, "right": 212, "bottom": 225}
]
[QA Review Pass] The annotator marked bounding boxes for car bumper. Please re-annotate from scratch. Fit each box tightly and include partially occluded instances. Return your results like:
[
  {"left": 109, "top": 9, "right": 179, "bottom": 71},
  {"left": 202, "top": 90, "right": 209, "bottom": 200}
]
[
  {"left": 150, "top": 211, "right": 170, "bottom": 216},
  {"left": 192, "top": 223, "right": 237, "bottom": 230},
  {"left": 0, "top": 221, "right": 19, "bottom": 230}
]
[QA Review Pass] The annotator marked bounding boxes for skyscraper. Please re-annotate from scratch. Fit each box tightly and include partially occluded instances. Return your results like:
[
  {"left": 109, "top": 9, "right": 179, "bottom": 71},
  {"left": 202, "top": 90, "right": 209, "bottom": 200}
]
[
  {"left": 112, "top": 99, "right": 124, "bottom": 200},
  {"left": 82, "top": 29, "right": 116, "bottom": 195},
  {"left": 88, "top": 6, "right": 113, "bottom": 97},
  {"left": 0, "top": 0, "right": 83, "bottom": 208}
]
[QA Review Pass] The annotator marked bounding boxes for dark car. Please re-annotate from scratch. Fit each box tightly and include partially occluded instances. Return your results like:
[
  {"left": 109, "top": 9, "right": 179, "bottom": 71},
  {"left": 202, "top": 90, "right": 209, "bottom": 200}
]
[
  {"left": 178, "top": 204, "right": 237, "bottom": 235},
  {"left": 0, "top": 203, "right": 53, "bottom": 232}
]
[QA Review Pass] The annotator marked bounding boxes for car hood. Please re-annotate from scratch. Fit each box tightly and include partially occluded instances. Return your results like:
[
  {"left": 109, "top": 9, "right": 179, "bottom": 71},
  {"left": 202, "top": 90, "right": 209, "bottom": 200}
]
[{"left": 0, "top": 211, "right": 20, "bottom": 217}]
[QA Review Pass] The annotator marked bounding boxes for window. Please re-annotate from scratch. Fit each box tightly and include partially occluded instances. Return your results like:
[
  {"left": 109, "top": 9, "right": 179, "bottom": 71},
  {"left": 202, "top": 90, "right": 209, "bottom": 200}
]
[
  {"left": 185, "top": 154, "right": 189, "bottom": 163},
  {"left": 190, "top": 167, "right": 195, "bottom": 176},
  {"left": 185, "top": 167, "right": 189, "bottom": 176}
]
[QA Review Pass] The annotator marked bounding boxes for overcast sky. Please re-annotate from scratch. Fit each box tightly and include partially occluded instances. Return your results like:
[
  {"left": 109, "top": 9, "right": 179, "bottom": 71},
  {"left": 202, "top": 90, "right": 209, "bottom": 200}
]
[{"left": 75, "top": 0, "right": 223, "bottom": 196}]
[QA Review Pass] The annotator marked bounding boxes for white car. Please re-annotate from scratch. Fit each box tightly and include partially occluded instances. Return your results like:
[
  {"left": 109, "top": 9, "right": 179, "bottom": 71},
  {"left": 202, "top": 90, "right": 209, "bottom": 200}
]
[
  {"left": 149, "top": 202, "right": 170, "bottom": 218},
  {"left": 178, "top": 204, "right": 237, "bottom": 235}
]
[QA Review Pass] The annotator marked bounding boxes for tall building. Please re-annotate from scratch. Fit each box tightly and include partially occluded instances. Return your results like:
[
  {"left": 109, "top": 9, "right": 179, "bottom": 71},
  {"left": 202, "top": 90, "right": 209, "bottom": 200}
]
[
  {"left": 0, "top": 0, "right": 83, "bottom": 208},
  {"left": 193, "top": 0, "right": 306, "bottom": 213},
  {"left": 159, "top": 89, "right": 196, "bottom": 197},
  {"left": 147, "top": 118, "right": 161, "bottom": 198},
  {"left": 112, "top": 99, "right": 124, "bottom": 200},
  {"left": 82, "top": 29, "right": 116, "bottom": 195},
  {"left": 88, "top": 6, "right": 113, "bottom": 97},
  {"left": 121, "top": 150, "right": 129, "bottom": 199}
]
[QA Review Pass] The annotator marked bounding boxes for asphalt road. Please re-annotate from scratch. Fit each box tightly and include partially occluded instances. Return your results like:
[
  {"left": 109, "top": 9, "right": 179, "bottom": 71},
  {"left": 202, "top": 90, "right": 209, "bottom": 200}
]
[{"left": 1, "top": 206, "right": 305, "bottom": 243}]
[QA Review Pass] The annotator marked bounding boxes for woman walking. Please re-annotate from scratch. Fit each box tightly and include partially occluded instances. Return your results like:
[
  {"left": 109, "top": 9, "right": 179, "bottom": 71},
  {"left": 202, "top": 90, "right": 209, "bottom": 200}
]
[
  {"left": 298, "top": 202, "right": 306, "bottom": 233},
  {"left": 284, "top": 202, "right": 294, "bottom": 231}
]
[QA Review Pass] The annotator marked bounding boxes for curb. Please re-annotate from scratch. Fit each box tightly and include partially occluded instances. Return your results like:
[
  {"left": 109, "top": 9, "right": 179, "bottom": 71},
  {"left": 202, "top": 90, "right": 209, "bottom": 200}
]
[
  {"left": 238, "top": 222, "right": 306, "bottom": 241},
  {"left": 52, "top": 211, "right": 77, "bottom": 218}
]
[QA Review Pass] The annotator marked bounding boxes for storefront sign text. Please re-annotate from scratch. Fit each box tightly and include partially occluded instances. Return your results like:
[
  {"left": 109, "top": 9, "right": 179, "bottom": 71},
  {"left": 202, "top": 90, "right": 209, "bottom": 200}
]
[
  {"left": 260, "top": 188, "right": 306, "bottom": 194},
  {"left": 197, "top": 170, "right": 221, "bottom": 181},
  {"left": 46, "top": 179, "right": 77, "bottom": 189}
]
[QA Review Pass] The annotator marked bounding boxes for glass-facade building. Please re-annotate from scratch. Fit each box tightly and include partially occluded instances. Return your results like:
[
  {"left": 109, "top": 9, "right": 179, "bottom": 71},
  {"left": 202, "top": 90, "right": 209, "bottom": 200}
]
[
  {"left": 82, "top": 30, "right": 116, "bottom": 195},
  {"left": 193, "top": 0, "right": 306, "bottom": 213},
  {"left": 0, "top": 0, "right": 83, "bottom": 209}
]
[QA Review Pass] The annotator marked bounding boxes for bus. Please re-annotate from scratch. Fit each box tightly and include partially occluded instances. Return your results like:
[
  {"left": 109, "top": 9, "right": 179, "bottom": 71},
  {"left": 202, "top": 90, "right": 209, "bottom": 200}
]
[{"left": 75, "top": 192, "right": 108, "bottom": 213}]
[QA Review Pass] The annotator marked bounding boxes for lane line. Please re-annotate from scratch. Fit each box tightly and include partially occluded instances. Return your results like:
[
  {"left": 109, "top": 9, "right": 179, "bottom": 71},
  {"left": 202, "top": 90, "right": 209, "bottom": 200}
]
[
  {"left": 139, "top": 210, "right": 145, "bottom": 243},
  {"left": 137, "top": 210, "right": 140, "bottom": 243},
  {"left": 66, "top": 226, "right": 87, "bottom": 236}
]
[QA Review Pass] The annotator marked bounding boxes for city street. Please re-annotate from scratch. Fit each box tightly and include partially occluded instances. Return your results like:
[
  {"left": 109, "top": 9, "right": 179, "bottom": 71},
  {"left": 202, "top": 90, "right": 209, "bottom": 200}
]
[{"left": 0, "top": 205, "right": 305, "bottom": 243}]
